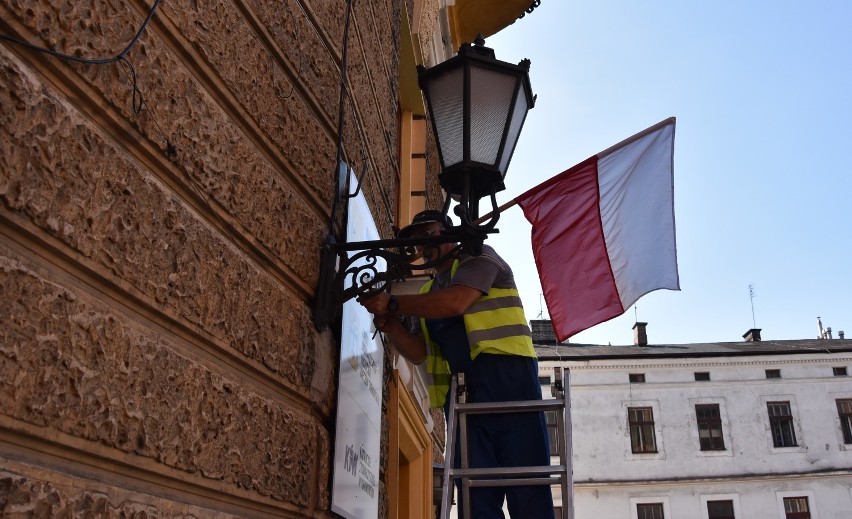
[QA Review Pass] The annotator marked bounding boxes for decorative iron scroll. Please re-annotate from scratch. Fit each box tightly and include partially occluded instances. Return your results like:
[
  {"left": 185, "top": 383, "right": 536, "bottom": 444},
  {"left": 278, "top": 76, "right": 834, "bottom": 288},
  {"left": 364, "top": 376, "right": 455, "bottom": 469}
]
[
  {"left": 312, "top": 208, "right": 498, "bottom": 330},
  {"left": 330, "top": 227, "right": 486, "bottom": 304},
  {"left": 337, "top": 244, "right": 463, "bottom": 303}
]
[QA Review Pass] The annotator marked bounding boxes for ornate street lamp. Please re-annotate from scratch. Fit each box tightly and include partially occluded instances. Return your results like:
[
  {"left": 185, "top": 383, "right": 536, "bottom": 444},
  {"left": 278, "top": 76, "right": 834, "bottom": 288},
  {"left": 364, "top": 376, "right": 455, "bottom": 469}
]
[
  {"left": 313, "top": 37, "right": 535, "bottom": 330},
  {"left": 418, "top": 34, "right": 535, "bottom": 227}
]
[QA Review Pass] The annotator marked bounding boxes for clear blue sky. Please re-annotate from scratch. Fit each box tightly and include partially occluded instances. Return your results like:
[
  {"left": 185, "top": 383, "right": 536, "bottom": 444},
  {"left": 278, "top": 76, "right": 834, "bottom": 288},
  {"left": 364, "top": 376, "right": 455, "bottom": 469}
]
[{"left": 483, "top": 1, "right": 852, "bottom": 345}]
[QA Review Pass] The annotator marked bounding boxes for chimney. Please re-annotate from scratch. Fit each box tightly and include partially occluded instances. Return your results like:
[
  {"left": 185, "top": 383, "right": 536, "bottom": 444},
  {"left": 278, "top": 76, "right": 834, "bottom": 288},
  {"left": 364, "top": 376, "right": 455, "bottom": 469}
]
[
  {"left": 840, "top": 331, "right": 846, "bottom": 339},
  {"left": 530, "top": 319, "right": 559, "bottom": 343},
  {"left": 743, "top": 328, "right": 762, "bottom": 342},
  {"left": 633, "top": 322, "right": 648, "bottom": 346},
  {"left": 818, "top": 318, "right": 835, "bottom": 339}
]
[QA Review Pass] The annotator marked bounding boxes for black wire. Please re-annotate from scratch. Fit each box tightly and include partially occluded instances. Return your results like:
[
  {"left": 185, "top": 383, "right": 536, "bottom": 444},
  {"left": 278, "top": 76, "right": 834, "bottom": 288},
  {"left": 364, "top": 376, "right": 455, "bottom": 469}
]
[
  {"left": 329, "top": 0, "right": 355, "bottom": 235},
  {"left": 0, "top": 0, "right": 162, "bottom": 65},
  {"left": 0, "top": 0, "right": 161, "bottom": 114},
  {"left": 271, "top": 11, "right": 303, "bottom": 101},
  {"left": 116, "top": 56, "right": 144, "bottom": 114}
]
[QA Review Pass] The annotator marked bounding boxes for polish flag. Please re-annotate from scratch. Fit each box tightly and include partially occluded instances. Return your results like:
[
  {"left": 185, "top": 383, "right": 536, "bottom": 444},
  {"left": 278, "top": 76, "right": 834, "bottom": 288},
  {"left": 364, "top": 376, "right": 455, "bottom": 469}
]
[{"left": 516, "top": 118, "right": 679, "bottom": 341}]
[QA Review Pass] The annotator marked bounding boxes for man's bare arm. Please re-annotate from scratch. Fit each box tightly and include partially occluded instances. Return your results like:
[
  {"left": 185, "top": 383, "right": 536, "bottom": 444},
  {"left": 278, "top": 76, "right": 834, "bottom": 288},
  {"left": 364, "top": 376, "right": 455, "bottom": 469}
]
[
  {"left": 360, "top": 284, "right": 482, "bottom": 319},
  {"left": 373, "top": 314, "right": 427, "bottom": 364}
]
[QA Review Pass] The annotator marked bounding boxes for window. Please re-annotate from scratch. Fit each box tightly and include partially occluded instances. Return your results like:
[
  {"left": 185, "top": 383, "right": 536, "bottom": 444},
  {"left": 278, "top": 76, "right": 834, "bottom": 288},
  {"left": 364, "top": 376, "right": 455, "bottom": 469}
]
[
  {"left": 629, "top": 373, "right": 646, "bottom": 383},
  {"left": 397, "top": 111, "right": 427, "bottom": 228},
  {"left": 636, "top": 503, "right": 664, "bottom": 519},
  {"left": 768, "top": 401, "right": 797, "bottom": 447},
  {"left": 539, "top": 375, "right": 552, "bottom": 385},
  {"left": 696, "top": 404, "right": 726, "bottom": 451},
  {"left": 628, "top": 407, "right": 657, "bottom": 453},
  {"left": 783, "top": 496, "right": 810, "bottom": 519},
  {"left": 707, "top": 500, "right": 735, "bottom": 519},
  {"left": 837, "top": 399, "right": 852, "bottom": 444},
  {"left": 834, "top": 366, "right": 848, "bottom": 376},
  {"left": 545, "top": 409, "right": 560, "bottom": 455},
  {"left": 766, "top": 369, "right": 781, "bottom": 379},
  {"left": 694, "top": 371, "right": 711, "bottom": 381}
]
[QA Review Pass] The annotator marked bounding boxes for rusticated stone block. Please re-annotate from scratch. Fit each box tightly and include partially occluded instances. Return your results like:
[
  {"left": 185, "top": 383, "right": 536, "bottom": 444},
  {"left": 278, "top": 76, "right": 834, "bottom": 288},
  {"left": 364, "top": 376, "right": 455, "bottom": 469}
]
[
  {"left": 315, "top": 423, "right": 331, "bottom": 511},
  {"left": 304, "top": 0, "right": 349, "bottom": 54},
  {"left": 424, "top": 119, "right": 444, "bottom": 210},
  {"left": 158, "top": 0, "right": 338, "bottom": 199},
  {"left": 354, "top": 0, "right": 400, "bottom": 140},
  {"left": 346, "top": 45, "right": 393, "bottom": 163},
  {"left": 1, "top": 0, "right": 407, "bottom": 515},
  {"left": 0, "top": 255, "right": 317, "bottom": 506},
  {"left": 0, "top": 51, "right": 326, "bottom": 398},
  {"left": 416, "top": 0, "right": 441, "bottom": 67},
  {"left": 247, "top": 0, "right": 342, "bottom": 115},
  {"left": 0, "top": 469, "right": 241, "bottom": 517},
  {"left": 335, "top": 99, "right": 397, "bottom": 240},
  {"left": 0, "top": 0, "right": 334, "bottom": 277}
]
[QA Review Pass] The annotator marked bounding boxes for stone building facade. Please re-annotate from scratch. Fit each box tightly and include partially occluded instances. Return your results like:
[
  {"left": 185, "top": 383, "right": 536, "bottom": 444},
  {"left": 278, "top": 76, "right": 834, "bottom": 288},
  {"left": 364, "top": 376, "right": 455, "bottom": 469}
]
[
  {"left": 536, "top": 325, "right": 852, "bottom": 518},
  {"left": 1, "top": 0, "right": 537, "bottom": 516}
]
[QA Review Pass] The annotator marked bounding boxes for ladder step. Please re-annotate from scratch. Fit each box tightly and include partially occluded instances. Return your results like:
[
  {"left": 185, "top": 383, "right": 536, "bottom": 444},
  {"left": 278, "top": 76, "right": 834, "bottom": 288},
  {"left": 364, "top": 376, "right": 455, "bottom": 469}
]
[
  {"left": 449, "top": 465, "right": 568, "bottom": 478},
  {"left": 454, "top": 399, "right": 566, "bottom": 414},
  {"left": 467, "top": 476, "right": 563, "bottom": 488},
  {"left": 440, "top": 370, "right": 574, "bottom": 519}
]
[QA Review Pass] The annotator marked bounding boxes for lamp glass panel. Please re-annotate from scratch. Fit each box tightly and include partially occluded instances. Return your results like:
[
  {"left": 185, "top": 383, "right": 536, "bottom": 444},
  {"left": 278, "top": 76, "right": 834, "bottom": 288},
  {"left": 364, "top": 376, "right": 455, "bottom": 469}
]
[
  {"left": 498, "top": 82, "right": 529, "bottom": 174},
  {"left": 469, "top": 64, "right": 517, "bottom": 165},
  {"left": 424, "top": 68, "right": 464, "bottom": 168}
]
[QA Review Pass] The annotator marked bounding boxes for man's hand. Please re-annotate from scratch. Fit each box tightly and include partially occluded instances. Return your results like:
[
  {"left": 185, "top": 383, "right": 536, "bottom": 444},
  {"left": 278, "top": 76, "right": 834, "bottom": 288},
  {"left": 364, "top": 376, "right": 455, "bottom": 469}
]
[
  {"left": 372, "top": 313, "right": 395, "bottom": 334},
  {"left": 359, "top": 293, "right": 428, "bottom": 365},
  {"left": 358, "top": 291, "right": 391, "bottom": 315}
]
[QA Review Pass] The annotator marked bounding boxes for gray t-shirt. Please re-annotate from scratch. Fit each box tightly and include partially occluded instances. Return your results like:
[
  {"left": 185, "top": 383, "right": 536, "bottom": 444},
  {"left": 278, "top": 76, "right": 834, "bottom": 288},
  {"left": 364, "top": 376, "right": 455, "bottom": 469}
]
[
  {"left": 432, "top": 244, "right": 517, "bottom": 293},
  {"left": 410, "top": 245, "right": 520, "bottom": 334}
]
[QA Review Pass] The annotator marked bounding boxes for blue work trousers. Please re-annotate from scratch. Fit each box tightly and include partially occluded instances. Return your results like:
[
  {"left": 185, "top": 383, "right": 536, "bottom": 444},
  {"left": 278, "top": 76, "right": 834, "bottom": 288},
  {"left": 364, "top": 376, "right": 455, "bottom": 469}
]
[{"left": 446, "top": 353, "right": 555, "bottom": 519}]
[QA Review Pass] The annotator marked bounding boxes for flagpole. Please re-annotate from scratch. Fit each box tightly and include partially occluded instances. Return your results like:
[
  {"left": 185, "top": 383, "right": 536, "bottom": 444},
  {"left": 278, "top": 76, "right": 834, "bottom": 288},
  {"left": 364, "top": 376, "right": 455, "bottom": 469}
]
[
  {"left": 473, "top": 196, "right": 521, "bottom": 225},
  {"left": 598, "top": 117, "right": 675, "bottom": 159}
]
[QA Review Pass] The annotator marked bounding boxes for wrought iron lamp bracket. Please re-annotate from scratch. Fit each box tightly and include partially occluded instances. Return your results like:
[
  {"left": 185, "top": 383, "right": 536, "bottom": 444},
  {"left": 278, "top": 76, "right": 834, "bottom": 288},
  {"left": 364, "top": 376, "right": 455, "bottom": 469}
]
[
  {"left": 312, "top": 180, "right": 503, "bottom": 331},
  {"left": 329, "top": 224, "right": 494, "bottom": 305}
]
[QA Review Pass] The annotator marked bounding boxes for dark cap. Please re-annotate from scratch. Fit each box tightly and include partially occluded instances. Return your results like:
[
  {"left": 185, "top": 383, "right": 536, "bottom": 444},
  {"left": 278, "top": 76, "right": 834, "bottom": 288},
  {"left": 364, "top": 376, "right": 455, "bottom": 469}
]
[{"left": 396, "top": 210, "right": 453, "bottom": 238}]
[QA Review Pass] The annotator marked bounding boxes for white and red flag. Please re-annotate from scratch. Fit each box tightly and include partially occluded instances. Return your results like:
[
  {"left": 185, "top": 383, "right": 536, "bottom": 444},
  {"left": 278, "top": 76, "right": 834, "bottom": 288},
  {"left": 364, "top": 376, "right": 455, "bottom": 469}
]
[{"left": 515, "top": 118, "right": 679, "bottom": 341}]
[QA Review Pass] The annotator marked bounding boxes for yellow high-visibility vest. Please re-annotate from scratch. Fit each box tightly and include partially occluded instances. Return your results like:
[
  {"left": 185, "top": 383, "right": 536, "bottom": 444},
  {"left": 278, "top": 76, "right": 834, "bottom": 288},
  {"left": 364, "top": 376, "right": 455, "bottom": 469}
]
[{"left": 419, "top": 259, "right": 535, "bottom": 408}]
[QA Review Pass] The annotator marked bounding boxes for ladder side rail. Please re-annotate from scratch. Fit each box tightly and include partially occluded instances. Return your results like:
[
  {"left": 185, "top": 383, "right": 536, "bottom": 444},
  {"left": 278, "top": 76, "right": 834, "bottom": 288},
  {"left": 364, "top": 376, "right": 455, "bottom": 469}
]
[
  {"left": 562, "top": 368, "right": 574, "bottom": 519},
  {"left": 458, "top": 373, "right": 473, "bottom": 519},
  {"left": 555, "top": 385, "right": 568, "bottom": 519},
  {"left": 551, "top": 366, "right": 569, "bottom": 519},
  {"left": 443, "top": 371, "right": 572, "bottom": 519},
  {"left": 440, "top": 374, "right": 460, "bottom": 519}
]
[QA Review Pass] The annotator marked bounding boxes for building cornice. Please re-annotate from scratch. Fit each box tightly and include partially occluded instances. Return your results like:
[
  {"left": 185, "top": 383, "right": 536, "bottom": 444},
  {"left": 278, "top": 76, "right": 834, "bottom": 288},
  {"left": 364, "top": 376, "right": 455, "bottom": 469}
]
[
  {"left": 575, "top": 469, "right": 852, "bottom": 489},
  {"left": 539, "top": 356, "right": 852, "bottom": 371}
]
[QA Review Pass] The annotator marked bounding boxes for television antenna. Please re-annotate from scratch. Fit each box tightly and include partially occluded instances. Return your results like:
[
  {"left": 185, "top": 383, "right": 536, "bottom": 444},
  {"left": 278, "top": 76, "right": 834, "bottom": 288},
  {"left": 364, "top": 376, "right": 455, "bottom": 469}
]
[{"left": 748, "top": 283, "right": 756, "bottom": 328}]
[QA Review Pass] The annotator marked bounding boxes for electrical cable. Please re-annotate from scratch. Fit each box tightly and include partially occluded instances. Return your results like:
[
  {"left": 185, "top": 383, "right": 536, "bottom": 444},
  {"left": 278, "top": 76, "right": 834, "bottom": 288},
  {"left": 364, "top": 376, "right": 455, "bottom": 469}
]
[
  {"left": 0, "top": 0, "right": 162, "bottom": 113},
  {"left": 328, "top": 0, "right": 355, "bottom": 235},
  {"left": 0, "top": 0, "right": 161, "bottom": 64}
]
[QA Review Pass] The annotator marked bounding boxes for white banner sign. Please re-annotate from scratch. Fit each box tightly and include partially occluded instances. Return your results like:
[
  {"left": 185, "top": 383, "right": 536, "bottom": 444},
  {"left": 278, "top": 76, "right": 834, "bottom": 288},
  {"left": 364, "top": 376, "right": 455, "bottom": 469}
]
[{"left": 331, "top": 168, "right": 385, "bottom": 519}]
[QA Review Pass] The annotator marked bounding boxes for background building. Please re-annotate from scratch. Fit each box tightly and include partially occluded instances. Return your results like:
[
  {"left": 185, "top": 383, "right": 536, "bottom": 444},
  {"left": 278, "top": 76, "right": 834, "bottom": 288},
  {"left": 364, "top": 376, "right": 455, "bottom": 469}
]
[
  {"left": 0, "top": 0, "right": 538, "bottom": 516},
  {"left": 536, "top": 321, "right": 852, "bottom": 519}
]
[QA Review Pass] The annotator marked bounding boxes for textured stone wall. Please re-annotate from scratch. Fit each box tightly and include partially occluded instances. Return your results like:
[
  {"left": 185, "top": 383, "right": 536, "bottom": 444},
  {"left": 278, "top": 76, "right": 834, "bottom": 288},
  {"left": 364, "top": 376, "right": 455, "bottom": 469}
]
[
  {"left": 0, "top": 0, "right": 402, "bottom": 516},
  {"left": 0, "top": 468, "right": 240, "bottom": 518}
]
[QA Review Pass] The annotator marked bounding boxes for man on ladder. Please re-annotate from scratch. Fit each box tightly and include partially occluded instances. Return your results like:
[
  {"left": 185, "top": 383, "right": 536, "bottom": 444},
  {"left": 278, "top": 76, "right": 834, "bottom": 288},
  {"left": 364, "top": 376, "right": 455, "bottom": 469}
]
[{"left": 360, "top": 210, "right": 555, "bottom": 519}]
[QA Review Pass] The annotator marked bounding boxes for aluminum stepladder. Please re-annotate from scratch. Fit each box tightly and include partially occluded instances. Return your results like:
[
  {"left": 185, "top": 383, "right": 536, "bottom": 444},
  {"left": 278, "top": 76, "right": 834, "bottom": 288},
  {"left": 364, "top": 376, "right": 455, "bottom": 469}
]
[{"left": 439, "top": 367, "right": 574, "bottom": 519}]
